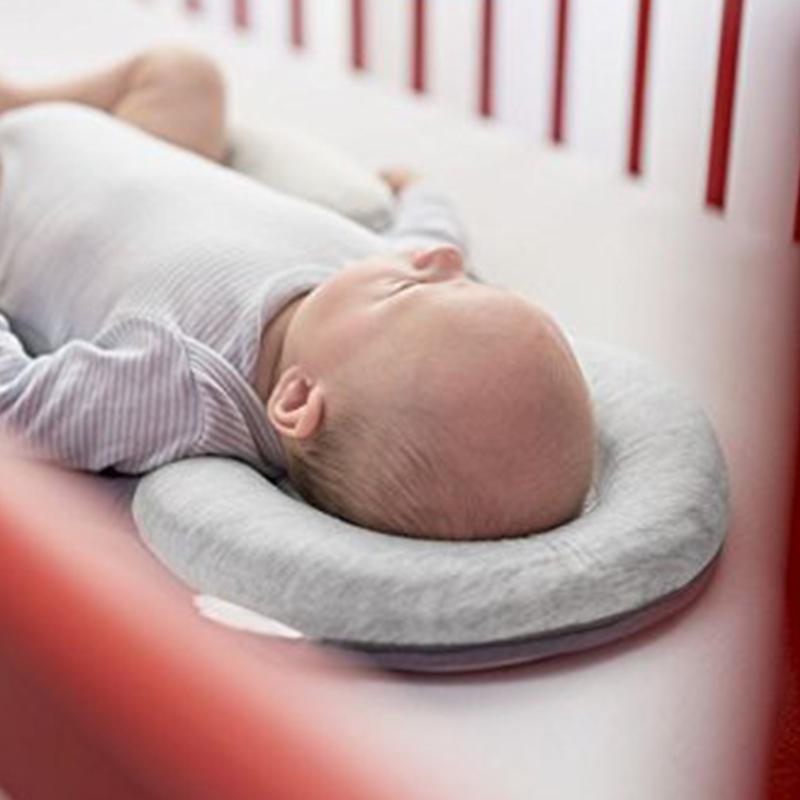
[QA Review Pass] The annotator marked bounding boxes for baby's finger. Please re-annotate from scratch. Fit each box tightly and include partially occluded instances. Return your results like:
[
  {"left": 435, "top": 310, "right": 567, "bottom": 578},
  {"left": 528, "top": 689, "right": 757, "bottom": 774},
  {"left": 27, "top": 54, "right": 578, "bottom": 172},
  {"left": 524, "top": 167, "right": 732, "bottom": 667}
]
[{"left": 378, "top": 167, "right": 419, "bottom": 194}]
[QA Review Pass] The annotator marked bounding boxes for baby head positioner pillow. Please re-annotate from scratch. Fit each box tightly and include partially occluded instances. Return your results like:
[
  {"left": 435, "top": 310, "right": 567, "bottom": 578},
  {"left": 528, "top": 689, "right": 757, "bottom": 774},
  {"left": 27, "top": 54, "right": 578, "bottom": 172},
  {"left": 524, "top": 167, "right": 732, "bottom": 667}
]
[{"left": 132, "top": 339, "right": 729, "bottom": 672}]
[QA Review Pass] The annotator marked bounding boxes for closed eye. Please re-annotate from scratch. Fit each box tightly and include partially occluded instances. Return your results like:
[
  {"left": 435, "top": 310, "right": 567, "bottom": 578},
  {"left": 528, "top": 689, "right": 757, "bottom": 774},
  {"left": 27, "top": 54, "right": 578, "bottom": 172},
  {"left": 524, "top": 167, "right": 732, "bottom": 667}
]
[{"left": 388, "top": 279, "right": 416, "bottom": 297}]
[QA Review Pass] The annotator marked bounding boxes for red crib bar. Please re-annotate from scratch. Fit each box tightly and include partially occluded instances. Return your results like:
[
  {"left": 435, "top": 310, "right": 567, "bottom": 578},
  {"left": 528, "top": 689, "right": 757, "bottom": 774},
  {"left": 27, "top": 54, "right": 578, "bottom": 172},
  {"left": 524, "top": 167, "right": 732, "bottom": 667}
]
[
  {"left": 627, "top": 0, "right": 652, "bottom": 175},
  {"left": 233, "top": 0, "right": 249, "bottom": 30},
  {"left": 351, "top": 0, "right": 366, "bottom": 71},
  {"left": 551, "top": 0, "right": 570, "bottom": 144},
  {"left": 290, "top": 0, "right": 304, "bottom": 49},
  {"left": 478, "top": 0, "right": 495, "bottom": 117},
  {"left": 794, "top": 163, "right": 800, "bottom": 243},
  {"left": 0, "top": 442, "right": 436, "bottom": 800},
  {"left": 411, "top": 0, "right": 427, "bottom": 93},
  {"left": 706, "top": 0, "right": 745, "bottom": 209},
  {"left": 185, "top": 0, "right": 201, "bottom": 12}
]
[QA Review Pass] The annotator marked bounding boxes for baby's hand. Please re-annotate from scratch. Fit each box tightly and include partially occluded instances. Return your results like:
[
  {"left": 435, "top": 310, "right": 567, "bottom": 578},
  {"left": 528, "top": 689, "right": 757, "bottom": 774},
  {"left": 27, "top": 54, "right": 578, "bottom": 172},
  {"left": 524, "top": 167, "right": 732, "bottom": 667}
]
[{"left": 378, "top": 167, "right": 420, "bottom": 196}]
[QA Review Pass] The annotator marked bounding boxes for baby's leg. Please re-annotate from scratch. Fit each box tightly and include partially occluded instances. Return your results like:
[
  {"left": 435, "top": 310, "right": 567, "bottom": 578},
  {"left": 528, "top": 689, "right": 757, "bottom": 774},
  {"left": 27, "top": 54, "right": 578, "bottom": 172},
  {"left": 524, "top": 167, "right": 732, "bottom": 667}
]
[{"left": 0, "top": 48, "right": 227, "bottom": 162}]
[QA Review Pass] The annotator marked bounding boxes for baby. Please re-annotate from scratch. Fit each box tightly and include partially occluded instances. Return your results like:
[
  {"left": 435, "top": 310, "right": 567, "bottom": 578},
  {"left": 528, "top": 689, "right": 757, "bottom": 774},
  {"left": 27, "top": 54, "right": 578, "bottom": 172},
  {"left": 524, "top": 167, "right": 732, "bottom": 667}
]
[{"left": 0, "top": 48, "right": 594, "bottom": 540}]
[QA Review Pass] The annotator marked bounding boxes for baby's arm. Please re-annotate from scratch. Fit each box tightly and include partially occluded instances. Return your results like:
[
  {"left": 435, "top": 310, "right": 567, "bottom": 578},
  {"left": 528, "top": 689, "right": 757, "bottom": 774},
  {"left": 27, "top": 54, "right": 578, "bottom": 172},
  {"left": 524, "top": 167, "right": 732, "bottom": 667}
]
[
  {"left": 0, "top": 313, "right": 200, "bottom": 473},
  {"left": 379, "top": 171, "right": 469, "bottom": 256}
]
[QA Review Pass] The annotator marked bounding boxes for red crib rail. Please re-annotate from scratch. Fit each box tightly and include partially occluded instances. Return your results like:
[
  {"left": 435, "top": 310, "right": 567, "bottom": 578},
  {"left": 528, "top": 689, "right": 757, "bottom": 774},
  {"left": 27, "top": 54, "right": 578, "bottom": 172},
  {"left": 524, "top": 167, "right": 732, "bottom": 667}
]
[
  {"left": 706, "top": 0, "right": 745, "bottom": 209},
  {"left": 290, "top": 0, "right": 304, "bottom": 49},
  {"left": 233, "top": 0, "right": 248, "bottom": 31},
  {"left": 478, "top": 0, "right": 495, "bottom": 117},
  {"left": 0, "top": 441, "right": 436, "bottom": 800},
  {"left": 551, "top": 0, "right": 570, "bottom": 144},
  {"left": 768, "top": 360, "right": 800, "bottom": 798},
  {"left": 627, "top": 0, "right": 652, "bottom": 175},
  {"left": 410, "top": 0, "right": 427, "bottom": 93},
  {"left": 351, "top": 0, "right": 366, "bottom": 71}
]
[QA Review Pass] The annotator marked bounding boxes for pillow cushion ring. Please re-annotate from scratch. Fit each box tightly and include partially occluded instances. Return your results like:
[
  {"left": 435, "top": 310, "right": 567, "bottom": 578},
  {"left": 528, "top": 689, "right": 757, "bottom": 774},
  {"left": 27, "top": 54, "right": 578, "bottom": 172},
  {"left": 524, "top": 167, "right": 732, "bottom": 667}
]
[{"left": 132, "top": 339, "right": 730, "bottom": 672}]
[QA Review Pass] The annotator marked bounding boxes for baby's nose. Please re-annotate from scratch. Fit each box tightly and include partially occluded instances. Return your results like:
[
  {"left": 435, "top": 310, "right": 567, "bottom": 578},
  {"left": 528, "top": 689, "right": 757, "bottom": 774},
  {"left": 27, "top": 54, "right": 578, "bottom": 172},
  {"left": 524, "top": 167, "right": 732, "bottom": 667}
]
[{"left": 411, "top": 245, "right": 464, "bottom": 279}]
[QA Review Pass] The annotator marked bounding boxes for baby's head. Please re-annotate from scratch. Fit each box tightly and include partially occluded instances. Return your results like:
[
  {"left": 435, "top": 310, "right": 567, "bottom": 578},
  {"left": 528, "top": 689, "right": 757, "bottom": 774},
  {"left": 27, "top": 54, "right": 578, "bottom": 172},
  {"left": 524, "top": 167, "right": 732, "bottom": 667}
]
[{"left": 267, "top": 246, "right": 594, "bottom": 540}]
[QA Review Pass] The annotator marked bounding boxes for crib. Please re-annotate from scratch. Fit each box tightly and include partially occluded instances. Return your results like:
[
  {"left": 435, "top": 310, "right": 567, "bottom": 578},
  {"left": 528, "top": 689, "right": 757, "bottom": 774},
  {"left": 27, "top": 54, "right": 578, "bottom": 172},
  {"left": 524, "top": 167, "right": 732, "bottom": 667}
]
[{"left": 0, "top": 1, "right": 798, "bottom": 798}]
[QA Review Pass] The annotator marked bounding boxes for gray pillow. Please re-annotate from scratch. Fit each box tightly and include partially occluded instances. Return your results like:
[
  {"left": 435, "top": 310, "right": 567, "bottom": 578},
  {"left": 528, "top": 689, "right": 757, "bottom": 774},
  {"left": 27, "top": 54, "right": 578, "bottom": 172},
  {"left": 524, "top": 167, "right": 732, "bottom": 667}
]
[{"left": 132, "top": 339, "right": 729, "bottom": 672}]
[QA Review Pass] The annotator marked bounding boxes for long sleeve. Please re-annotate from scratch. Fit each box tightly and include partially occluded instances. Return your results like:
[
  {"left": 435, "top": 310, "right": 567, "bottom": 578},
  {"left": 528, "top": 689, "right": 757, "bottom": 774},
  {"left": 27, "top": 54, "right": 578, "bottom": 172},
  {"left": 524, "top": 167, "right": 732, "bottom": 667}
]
[
  {"left": 381, "top": 181, "right": 470, "bottom": 255},
  {"left": 0, "top": 313, "right": 202, "bottom": 473}
]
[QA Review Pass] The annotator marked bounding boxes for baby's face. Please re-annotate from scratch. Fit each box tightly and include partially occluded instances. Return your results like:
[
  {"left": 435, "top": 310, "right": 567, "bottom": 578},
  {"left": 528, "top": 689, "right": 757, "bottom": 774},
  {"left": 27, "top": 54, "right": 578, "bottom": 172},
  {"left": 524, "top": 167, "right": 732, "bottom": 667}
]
[
  {"left": 280, "top": 245, "right": 515, "bottom": 397},
  {"left": 274, "top": 245, "right": 594, "bottom": 532}
]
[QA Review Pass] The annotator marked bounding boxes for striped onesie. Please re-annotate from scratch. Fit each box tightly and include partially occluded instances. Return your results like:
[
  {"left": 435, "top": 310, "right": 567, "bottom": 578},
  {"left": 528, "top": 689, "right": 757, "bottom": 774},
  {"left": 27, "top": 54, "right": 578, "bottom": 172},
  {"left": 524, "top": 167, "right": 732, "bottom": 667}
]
[{"left": 0, "top": 103, "right": 466, "bottom": 479}]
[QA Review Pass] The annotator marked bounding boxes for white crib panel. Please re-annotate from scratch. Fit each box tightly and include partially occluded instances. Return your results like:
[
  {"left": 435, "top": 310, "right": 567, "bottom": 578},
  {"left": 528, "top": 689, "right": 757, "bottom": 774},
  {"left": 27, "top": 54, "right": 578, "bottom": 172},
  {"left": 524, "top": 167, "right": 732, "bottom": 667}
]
[
  {"left": 197, "top": 0, "right": 229, "bottom": 30},
  {"left": 569, "top": 0, "right": 638, "bottom": 171},
  {"left": 726, "top": 0, "right": 800, "bottom": 240},
  {"left": 494, "top": 0, "right": 553, "bottom": 143},
  {"left": 246, "top": 0, "right": 286, "bottom": 53},
  {"left": 428, "top": 0, "right": 481, "bottom": 117},
  {"left": 304, "top": 0, "right": 349, "bottom": 71},
  {"left": 647, "top": 0, "right": 723, "bottom": 205},
  {"left": 365, "top": 0, "right": 411, "bottom": 92}
]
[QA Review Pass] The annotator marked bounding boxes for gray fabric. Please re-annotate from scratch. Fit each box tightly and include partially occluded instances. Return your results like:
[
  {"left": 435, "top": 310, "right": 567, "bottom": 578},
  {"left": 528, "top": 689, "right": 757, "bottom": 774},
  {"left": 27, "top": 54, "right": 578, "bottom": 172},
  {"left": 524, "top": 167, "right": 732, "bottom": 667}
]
[{"left": 132, "top": 339, "right": 729, "bottom": 649}]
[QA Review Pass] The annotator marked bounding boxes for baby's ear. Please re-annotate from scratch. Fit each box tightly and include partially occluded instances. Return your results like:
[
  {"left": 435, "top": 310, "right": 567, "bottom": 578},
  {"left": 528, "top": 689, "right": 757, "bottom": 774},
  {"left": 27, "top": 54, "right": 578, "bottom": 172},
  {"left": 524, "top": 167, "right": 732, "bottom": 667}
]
[{"left": 267, "top": 365, "right": 325, "bottom": 441}]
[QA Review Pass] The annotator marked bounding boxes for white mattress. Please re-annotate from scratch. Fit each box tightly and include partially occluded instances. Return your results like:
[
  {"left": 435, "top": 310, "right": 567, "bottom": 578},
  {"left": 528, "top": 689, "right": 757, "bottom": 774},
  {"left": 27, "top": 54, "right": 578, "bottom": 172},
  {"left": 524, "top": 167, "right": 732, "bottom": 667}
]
[{"left": 2, "top": 1, "right": 797, "bottom": 797}]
